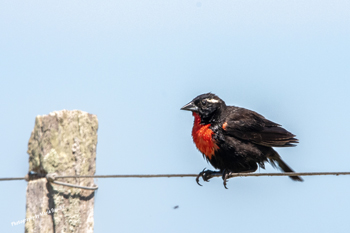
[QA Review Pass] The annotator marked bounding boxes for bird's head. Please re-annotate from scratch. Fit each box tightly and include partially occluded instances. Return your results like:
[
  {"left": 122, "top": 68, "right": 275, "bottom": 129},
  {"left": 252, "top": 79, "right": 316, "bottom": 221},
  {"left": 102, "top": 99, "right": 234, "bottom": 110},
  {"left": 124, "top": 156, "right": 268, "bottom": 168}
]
[{"left": 181, "top": 93, "right": 226, "bottom": 124}]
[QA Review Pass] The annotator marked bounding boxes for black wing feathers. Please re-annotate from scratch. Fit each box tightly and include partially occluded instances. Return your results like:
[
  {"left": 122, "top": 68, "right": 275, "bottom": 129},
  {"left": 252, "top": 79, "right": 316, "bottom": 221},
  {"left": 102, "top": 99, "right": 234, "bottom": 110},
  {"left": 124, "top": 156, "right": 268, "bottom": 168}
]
[{"left": 224, "top": 107, "right": 298, "bottom": 147}]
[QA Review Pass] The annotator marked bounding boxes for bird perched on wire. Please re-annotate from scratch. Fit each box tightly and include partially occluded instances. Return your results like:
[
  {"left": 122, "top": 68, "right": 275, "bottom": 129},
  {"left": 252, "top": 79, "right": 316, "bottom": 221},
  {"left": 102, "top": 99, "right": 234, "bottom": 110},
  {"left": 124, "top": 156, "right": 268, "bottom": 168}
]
[{"left": 181, "top": 93, "right": 303, "bottom": 188}]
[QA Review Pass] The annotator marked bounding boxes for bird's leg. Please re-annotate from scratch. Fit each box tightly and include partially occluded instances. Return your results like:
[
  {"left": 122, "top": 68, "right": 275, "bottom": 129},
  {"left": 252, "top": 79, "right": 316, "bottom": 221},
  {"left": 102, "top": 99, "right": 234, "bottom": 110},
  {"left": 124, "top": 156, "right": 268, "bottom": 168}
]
[
  {"left": 196, "top": 168, "right": 222, "bottom": 186},
  {"left": 222, "top": 168, "right": 257, "bottom": 189},
  {"left": 222, "top": 169, "right": 232, "bottom": 189}
]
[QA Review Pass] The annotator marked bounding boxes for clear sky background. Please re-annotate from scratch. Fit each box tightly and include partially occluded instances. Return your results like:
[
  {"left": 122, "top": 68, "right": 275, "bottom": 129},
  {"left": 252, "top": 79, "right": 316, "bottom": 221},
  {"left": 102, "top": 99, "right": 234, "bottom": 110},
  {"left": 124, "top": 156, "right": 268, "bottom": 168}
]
[{"left": 1, "top": 1, "right": 350, "bottom": 232}]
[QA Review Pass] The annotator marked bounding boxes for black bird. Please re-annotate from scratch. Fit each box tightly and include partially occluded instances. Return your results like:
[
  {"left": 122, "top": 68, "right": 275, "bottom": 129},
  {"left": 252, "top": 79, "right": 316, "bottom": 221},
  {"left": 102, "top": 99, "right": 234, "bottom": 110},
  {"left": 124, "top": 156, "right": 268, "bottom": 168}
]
[{"left": 181, "top": 93, "right": 302, "bottom": 188}]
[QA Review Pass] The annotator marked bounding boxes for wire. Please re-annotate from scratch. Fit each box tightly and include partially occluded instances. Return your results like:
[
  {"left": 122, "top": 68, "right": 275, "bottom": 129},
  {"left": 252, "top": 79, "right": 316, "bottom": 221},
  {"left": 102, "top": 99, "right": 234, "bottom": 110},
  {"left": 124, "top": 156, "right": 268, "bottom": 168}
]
[
  {"left": 0, "top": 177, "right": 26, "bottom": 181},
  {"left": 1, "top": 171, "right": 350, "bottom": 181},
  {"left": 57, "top": 172, "right": 350, "bottom": 178},
  {"left": 51, "top": 180, "right": 98, "bottom": 190}
]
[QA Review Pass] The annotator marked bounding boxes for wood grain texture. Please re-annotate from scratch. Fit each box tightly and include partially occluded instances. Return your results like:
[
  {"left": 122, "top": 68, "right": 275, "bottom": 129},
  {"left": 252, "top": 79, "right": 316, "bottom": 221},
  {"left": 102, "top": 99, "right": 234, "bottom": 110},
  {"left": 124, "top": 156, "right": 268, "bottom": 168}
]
[{"left": 25, "top": 110, "right": 98, "bottom": 233}]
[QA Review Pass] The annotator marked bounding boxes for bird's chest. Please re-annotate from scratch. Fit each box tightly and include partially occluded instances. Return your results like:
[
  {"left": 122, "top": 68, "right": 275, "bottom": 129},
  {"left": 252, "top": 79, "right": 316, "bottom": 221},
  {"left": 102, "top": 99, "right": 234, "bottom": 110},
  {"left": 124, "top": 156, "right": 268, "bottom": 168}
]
[{"left": 191, "top": 113, "right": 219, "bottom": 159}]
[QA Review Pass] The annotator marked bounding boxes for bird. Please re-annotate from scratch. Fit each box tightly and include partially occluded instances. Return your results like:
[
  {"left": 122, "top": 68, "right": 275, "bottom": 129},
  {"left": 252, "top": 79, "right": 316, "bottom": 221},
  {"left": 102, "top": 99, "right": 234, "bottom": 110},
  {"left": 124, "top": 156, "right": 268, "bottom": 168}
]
[{"left": 181, "top": 93, "right": 303, "bottom": 188}]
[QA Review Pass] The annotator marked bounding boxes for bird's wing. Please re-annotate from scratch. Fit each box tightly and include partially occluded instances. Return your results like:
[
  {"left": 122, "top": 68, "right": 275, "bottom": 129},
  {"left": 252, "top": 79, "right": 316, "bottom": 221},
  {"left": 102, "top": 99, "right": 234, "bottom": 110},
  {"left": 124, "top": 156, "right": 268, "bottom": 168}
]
[{"left": 222, "top": 107, "right": 298, "bottom": 147}]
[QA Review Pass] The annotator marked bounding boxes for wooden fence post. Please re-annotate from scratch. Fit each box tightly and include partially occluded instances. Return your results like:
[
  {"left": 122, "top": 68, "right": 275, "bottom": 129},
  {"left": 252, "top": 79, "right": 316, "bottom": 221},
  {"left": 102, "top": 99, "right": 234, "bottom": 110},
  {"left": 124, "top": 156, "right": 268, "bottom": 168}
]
[{"left": 25, "top": 110, "right": 98, "bottom": 233}]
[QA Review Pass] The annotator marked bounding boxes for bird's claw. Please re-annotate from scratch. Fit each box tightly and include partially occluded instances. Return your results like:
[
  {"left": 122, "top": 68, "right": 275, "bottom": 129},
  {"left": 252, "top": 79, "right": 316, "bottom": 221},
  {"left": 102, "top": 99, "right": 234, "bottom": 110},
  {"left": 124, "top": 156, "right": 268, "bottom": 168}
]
[
  {"left": 196, "top": 168, "right": 207, "bottom": 186},
  {"left": 196, "top": 168, "right": 220, "bottom": 186},
  {"left": 196, "top": 168, "right": 235, "bottom": 188},
  {"left": 222, "top": 169, "right": 238, "bottom": 189},
  {"left": 222, "top": 169, "right": 231, "bottom": 189}
]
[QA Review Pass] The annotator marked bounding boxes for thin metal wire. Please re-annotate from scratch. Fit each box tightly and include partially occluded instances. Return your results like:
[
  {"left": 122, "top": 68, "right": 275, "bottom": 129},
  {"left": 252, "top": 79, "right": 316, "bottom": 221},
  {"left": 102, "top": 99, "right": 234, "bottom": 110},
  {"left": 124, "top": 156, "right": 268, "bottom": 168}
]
[
  {"left": 45, "top": 173, "right": 98, "bottom": 190},
  {"left": 0, "top": 177, "right": 26, "bottom": 181},
  {"left": 1, "top": 171, "right": 350, "bottom": 181},
  {"left": 56, "top": 172, "right": 350, "bottom": 179},
  {"left": 56, "top": 174, "right": 198, "bottom": 179},
  {"left": 51, "top": 180, "right": 98, "bottom": 190}
]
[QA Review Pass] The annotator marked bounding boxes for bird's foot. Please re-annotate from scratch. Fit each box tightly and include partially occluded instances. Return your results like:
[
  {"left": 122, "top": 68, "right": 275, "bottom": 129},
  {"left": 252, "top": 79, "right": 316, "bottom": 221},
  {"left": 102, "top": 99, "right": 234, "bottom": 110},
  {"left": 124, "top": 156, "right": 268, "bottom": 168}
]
[
  {"left": 222, "top": 169, "right": 235, "bottom": 189},
  {"left": 196, "top": 168, "right": 221, "bottom": 186}
]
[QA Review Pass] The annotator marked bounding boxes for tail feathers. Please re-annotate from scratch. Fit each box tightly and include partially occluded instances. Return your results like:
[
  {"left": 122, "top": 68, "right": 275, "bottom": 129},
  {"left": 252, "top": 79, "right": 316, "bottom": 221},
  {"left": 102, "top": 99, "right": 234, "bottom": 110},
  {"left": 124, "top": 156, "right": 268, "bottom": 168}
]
[
  {"left": 267, "top": 151, "right": 303, "bottom": 182},
  {"left": 275, "top": 158, "right": 303, "bottom": 182}
]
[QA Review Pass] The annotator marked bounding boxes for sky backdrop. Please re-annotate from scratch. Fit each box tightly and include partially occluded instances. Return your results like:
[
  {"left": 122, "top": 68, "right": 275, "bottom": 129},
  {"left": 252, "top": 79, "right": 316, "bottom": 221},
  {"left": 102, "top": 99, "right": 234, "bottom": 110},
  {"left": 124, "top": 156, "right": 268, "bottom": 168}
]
[{"left": 1, "top": 1, "right": 350, "bottom": 232}]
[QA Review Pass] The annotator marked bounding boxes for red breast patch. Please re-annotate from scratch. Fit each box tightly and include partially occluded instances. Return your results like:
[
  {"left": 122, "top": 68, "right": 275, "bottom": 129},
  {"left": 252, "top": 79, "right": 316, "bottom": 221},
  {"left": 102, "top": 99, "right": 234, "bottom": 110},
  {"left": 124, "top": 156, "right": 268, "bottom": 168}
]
[{"left": 191, "top": 112, "right": 219, "bottom": 160}]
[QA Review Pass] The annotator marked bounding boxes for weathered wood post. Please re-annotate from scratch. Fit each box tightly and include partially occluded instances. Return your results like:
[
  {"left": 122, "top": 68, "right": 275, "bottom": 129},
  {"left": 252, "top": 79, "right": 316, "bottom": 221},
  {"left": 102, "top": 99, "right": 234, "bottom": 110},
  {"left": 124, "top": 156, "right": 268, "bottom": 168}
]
[{"left": 25, "top": 110, "right": 98, "bottom": 233}]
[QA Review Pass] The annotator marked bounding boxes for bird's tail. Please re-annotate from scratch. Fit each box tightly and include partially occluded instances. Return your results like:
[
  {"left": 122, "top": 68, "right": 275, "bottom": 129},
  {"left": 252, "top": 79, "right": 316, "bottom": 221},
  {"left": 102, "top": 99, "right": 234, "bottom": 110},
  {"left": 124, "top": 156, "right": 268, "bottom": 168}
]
[{"left": 268, "top": 149, "right": 303, "bottom": 182}]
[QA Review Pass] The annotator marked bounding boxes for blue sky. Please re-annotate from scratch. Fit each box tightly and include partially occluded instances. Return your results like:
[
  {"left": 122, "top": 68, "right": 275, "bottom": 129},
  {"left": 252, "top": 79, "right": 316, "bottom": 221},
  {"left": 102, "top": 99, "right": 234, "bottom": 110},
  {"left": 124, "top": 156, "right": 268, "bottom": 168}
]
[{"left": 1, "top": 1, "right": 350, "bottom": 232}]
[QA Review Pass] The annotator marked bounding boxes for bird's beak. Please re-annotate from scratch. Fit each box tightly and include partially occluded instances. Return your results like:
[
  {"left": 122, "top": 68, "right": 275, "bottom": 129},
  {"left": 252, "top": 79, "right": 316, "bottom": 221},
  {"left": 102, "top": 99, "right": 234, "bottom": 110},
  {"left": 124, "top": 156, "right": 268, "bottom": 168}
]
[{"left": 181, "top": 101, "right": 199, "bottom": 112}]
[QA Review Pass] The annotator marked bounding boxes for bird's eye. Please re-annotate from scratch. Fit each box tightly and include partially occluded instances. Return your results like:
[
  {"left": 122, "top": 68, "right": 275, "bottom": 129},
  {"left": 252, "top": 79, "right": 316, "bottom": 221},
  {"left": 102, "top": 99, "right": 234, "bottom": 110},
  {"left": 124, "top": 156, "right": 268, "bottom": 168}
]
[{"left": 201, "top": 99, "right": 207, "bottom": 105}]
